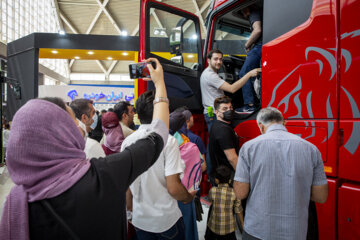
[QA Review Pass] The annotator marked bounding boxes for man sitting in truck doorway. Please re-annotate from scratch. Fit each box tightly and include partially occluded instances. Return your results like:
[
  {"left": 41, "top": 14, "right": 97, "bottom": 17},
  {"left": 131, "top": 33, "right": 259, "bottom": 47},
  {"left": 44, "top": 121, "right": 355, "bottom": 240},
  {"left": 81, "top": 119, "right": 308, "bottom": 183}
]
[
  {"left": 237, "top": 6, "right": 263, "bottom": 113},
  {"left": 200, "top": 49, "right": 261, "bottom": 132}
]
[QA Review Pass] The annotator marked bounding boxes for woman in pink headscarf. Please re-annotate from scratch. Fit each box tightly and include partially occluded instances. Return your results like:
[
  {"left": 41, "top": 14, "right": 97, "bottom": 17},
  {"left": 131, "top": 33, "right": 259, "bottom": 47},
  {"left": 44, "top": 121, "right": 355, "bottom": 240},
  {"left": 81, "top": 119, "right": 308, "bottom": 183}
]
[
  {"left": 101, "top": 111, "right": 125, "bottom": 155},
  {"left": 0, "top": 58, "right": 169, "bottom": 240}
]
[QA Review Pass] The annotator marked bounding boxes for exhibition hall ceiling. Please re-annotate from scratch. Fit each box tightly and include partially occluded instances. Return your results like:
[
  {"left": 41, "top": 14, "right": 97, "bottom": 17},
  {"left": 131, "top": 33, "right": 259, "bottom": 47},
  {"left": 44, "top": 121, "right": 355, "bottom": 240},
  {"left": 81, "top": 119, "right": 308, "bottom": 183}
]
[{"left": 55, "top": 0, "right": 211, "bottom": 76}]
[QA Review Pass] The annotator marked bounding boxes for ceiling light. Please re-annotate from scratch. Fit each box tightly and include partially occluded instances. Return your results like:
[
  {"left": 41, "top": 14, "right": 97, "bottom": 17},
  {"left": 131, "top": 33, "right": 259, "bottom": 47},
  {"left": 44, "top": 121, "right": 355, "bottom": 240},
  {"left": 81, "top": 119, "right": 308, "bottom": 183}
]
[
  {"left": 154, "top": 27, "right": 166, "bottom": 36},
  {"left": 192, "top": 34, "right": 198, "bottom": 39},
  {"left": 107, "top": 57, "right": 113, "bottom": 60},
  {"left": 51, "top": 50, "right": 58, "bottom": 54},
  {"left": 88, "top": 51, "right": 94, "bottom": 55},
  {"left": 58, "top": 30, "right": 66, "bottom": 35},
  {"left": 188, "top": 55, "right": 194, "bottom": 58},
  {"left": 122, "top": 52, "right": 128, "bottom": 56},
  {"left": 121, "top": 31, "right": 128, "bottom": 36},
  {"left": 74, "top": 56, "right": 80, "bottom": 59}
]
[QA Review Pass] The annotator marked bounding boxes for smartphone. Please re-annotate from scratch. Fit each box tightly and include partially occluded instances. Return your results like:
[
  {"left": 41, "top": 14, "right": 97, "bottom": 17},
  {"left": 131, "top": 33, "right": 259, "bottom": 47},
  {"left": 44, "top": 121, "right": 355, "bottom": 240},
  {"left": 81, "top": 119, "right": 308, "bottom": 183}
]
[{"left": 129, "top": 62, "right": 156, "bottom": 79}]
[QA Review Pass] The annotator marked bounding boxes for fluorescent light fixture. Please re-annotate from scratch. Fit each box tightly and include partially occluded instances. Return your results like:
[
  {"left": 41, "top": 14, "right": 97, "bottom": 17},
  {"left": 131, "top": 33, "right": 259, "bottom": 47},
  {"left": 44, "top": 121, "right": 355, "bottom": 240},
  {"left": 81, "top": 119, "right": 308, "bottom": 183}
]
[
  {"left": 88, "top": 51, "right": 94, "bottom": 55},
  {"left": 121, "top": 31, "right": 128, "bottom": 36},
  {"left": 74, "top": 56, "right": 80, "bottom": 59},
  {"left": 122, "top": 52, "right": 129, "bottom": 56},
  {"left": 58, "top": 30, "right": 66, "bottom": 35},
  {"left": 154, "top": 27, "right": 166, "bottom": 36},
  {"left": 51, "top": 50, "right": 58, "bottom": 54},
  {"left": 192, "top": 34, "right": 198, "bottom": 39},
  {"left": 107, "top": 57, "right": 113, "bottom": 60}
]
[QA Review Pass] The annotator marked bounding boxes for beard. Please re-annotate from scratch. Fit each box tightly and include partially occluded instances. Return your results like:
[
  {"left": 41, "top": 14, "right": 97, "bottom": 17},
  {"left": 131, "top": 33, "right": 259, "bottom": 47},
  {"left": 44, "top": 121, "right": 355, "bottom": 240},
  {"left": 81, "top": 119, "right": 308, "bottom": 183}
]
[{"left": 210, "top": 62, "right": 222, "bottom": 71}]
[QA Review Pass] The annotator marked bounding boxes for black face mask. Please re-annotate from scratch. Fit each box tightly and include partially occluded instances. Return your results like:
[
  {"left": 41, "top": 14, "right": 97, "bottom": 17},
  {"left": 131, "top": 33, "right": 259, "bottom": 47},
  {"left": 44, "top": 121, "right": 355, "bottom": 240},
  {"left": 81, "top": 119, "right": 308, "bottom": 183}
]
[{"left": 222, "top": 110, "right": 234, "bottom": 122}]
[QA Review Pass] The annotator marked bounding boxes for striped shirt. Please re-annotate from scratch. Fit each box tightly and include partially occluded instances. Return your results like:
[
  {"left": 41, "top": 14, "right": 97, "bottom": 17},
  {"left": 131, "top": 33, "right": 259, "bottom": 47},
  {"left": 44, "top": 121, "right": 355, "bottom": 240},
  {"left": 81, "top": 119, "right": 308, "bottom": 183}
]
[
  {"left": 235, "top": 124, "right": 328, "bottom": 240},
  {"left": 208, "top": 183, "right": 243, "bottom": 235}
]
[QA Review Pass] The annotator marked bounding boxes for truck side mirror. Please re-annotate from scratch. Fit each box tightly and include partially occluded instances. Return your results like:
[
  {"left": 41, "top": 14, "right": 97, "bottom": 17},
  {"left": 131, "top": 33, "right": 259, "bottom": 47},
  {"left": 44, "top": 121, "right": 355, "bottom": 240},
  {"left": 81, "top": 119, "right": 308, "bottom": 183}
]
[{"left": 170, "top": 55, "right": 183, "bottom": 65}]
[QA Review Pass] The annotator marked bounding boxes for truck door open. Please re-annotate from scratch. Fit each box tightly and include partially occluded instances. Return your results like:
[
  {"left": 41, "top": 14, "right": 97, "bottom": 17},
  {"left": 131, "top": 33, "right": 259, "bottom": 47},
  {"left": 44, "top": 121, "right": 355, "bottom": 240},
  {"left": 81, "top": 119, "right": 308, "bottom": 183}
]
[
  {"left": 204, "top": 0, "right": 259, "bottom": 110},
  {"left": 139, "top": 0, "right": 203, "bottom": 112}
]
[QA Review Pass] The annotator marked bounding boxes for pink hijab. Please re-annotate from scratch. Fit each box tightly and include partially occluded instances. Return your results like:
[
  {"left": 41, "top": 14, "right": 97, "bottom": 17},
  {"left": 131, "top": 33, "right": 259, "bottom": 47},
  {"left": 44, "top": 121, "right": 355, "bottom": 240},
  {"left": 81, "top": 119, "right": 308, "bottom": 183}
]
[
  {"left": 102, "top": 112, "right": 124, "bottom": 152},
  {"left": 0, "top": 99, "right": 91, "bottom": 240}
]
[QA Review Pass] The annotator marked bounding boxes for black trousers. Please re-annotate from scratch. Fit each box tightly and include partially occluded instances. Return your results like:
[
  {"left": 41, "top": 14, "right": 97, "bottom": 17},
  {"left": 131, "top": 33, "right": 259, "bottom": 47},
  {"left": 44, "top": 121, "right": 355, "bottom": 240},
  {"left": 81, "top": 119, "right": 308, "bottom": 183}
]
[{"left": 205, "top": 228, "right": 236, "bottom": 240}]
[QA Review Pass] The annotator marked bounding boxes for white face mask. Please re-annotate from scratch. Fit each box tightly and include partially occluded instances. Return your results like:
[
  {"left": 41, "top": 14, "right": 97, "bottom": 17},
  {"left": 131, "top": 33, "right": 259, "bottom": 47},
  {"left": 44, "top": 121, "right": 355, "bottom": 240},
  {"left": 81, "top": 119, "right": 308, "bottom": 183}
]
[{"left": 77, "top": 118, "right": 88, "bottom": 141}]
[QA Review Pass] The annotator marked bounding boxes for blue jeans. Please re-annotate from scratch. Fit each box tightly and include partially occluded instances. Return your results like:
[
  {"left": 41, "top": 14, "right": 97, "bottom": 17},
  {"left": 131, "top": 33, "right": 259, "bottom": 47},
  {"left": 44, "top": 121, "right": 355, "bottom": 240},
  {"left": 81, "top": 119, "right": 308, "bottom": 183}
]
[
  {"left": 178, "top": 201, "right": 198, "bottom": 240},
  {"left": 135, "top": 218, "right": 185, "bottom": 240},
  {"left": 204, "top": 113, "right": 216, "bottom": 185},
  {"left": 239, "top": 43, "right": 262, "bottom": 105},
  {"left": 203, "top": 113, "right": 216, "bottom": 132}
]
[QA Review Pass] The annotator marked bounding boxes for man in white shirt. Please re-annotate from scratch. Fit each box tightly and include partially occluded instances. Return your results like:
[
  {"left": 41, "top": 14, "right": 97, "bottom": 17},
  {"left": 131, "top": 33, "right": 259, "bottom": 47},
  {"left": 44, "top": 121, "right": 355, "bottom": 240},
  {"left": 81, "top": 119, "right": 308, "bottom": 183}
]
[
  {"left": 114, "top": 101, "right": 135, "bottom": 138},
  {"left": 70, "top": 99, "right": 105, "bottom": 159},
  {"left": 200, "top": 49, "right": 261, "bottom": 131},
  {"left": 121, "top": 90, "right": 196, "bottom": 239}
]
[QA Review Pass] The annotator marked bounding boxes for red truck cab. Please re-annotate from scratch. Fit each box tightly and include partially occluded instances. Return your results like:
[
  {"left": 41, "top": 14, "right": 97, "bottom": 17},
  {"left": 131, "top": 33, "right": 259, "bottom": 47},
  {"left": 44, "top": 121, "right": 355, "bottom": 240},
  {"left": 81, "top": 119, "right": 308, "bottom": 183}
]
[{"left": 137, "top": 0, "right": 360, "bottom": 239}]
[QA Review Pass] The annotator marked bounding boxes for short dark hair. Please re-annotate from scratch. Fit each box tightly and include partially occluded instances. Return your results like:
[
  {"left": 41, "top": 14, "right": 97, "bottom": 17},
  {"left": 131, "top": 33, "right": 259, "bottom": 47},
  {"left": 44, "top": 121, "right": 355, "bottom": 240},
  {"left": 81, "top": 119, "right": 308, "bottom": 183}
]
[
  {"left": 69, "top": 99, "right": 93, "bottom": 119},
  {"left": 214, "top": 96, "right": 232, "bottom": 110},
  {"left": 207, "top": 49, "right": 223, "bottom": 59},
  {"left": 174, "top": 106, "right": 189, "bottom": 113},
  {"left": 114, "top": 101, "right": 131, "bottom": 120},
  {"left": 136, "top": 90, "right": 155, "bottom": 124},
  {"left": 41, "top": 97, "right": 66, "bottom": 111},
  {"left": 215, "top": 165, "right": 232, "bottom": 184},
  {"left": 108, "top": 108, "right": 114, "bottom": 112}
]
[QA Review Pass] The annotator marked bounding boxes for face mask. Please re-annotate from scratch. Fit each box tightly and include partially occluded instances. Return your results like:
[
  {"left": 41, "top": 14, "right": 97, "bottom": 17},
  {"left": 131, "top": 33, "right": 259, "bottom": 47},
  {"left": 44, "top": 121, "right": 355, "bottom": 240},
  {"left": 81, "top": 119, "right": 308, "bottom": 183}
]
[
  {"left": 222, "top": 110, "right": 234, "bottom": 122},
  {"left": 77, "top": 118, "right": 88, "bottom": 141},
  {"left": 90, "top": 114, "right": 98, "bottom": 130}
]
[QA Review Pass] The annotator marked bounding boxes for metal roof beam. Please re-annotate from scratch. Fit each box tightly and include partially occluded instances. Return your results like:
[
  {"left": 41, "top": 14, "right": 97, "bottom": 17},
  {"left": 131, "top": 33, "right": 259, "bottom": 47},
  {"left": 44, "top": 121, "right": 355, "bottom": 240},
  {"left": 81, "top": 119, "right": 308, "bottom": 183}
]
[
  {"left": 132, "top": 25, "right": 139, "bottom": 36},
  {"left": 106, "top": 61, "right": 118, "bottom": 76},
  {"left": 131, "top": 0, "right": 163, "bottom": 37},
  {"left": 96, "top": 60, "right": 108, "bottom": 75},
  {"left": 57, "top": 1, "right": 98, "bottom": 6},
  {"left": 59, "top": 11, "right": 79, "bottom": 34},
  {"left": 69, "top": 59, "right": 75, "bottom": 68},
  {"left": 96, "top": 0, "right": 122, "bottom": 35},
  {"left": 150, "top": 8, "right": 168, "bottom": 38},
  {"left": 200, "top": 0, "right": 211, "bottom": 13},
  {"left": 191, "top": 0, "right": 207, "bottom": 33},
  {"left": 86, "top": 0, "right": 109, "bottom": 34},
  {"left": 52, "top": 0, "right": 65, "bottom": 31}
]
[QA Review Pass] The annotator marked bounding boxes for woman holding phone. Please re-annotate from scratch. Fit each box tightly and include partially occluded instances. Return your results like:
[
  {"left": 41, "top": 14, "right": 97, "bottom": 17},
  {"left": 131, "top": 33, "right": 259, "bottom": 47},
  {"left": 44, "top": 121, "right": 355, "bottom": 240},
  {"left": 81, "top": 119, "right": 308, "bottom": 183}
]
[{"left": 0, "top": 58, "right": 168, "bottom": 240}]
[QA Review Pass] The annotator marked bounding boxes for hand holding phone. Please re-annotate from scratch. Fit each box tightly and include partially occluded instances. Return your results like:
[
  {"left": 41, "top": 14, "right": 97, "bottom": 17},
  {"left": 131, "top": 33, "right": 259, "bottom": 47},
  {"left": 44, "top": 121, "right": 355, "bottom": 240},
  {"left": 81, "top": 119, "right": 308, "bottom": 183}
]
[{"left": 129, "top": 61, "right": 157, "bottom": 79}]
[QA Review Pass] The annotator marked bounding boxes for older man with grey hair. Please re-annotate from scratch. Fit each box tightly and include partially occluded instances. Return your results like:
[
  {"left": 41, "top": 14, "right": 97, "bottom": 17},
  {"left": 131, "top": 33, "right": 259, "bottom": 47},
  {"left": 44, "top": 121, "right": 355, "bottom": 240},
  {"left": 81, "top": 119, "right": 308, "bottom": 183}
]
[{"left": 234, "top": 107, "right": 328, "bottom": 240}]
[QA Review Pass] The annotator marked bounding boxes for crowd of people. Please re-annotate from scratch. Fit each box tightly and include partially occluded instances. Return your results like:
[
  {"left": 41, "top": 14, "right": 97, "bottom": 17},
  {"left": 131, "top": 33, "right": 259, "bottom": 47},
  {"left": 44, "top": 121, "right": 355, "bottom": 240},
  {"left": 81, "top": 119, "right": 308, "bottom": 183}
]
[{"left": 0, "top": 53, "right": 328, "bottom": 240}]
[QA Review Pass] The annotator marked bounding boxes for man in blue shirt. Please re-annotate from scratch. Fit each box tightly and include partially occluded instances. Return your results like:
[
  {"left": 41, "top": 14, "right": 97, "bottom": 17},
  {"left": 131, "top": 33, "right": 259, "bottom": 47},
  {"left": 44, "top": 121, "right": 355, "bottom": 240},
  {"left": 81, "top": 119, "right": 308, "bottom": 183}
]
[{"left": 234, "top": 107, "right": 328, "bottom": 240}]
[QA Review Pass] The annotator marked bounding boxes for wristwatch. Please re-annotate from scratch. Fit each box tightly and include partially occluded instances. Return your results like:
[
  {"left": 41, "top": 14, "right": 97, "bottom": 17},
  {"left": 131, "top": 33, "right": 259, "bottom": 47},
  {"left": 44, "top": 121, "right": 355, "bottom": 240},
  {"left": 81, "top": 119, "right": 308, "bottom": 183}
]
[{"left": 153, "top": 97, "right": 169, "bottom": 105}]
